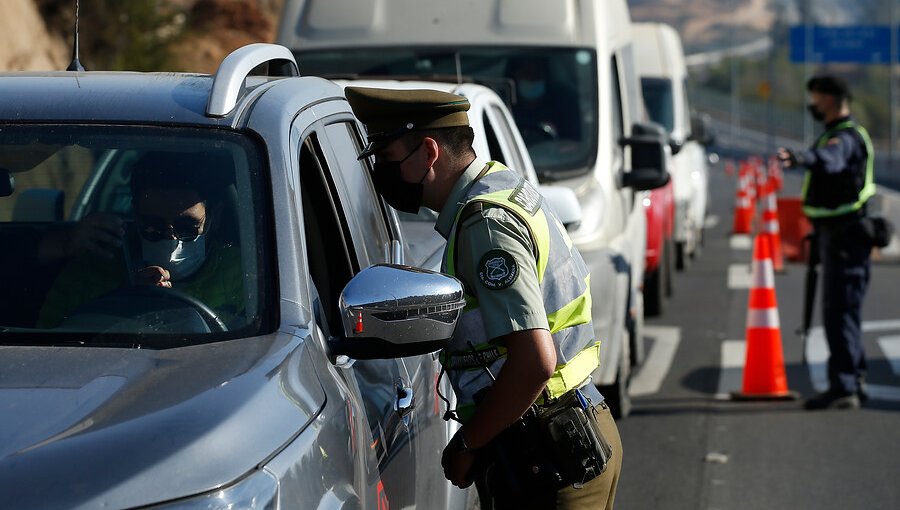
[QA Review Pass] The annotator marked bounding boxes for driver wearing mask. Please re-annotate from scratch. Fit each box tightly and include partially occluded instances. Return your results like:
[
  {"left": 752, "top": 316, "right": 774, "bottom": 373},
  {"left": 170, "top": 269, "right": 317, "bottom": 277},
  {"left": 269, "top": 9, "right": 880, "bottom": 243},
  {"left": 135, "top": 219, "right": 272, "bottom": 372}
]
[
  {"left": 506, "top": 56, "right": 581, "bottom": 145},
  {"left": 37, "top": 152, "right": 244, "bottom": 329}
]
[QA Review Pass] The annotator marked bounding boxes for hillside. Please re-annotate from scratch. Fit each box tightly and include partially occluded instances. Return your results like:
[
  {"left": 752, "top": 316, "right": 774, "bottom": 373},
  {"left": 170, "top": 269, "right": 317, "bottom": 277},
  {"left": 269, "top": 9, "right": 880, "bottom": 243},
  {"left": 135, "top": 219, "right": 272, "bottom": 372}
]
[
  {"left": 0, "top": 0, "right": 284, "bottom": 73},
  {"left": 0, "top": 0, "right": 67, "bottom": 71}
]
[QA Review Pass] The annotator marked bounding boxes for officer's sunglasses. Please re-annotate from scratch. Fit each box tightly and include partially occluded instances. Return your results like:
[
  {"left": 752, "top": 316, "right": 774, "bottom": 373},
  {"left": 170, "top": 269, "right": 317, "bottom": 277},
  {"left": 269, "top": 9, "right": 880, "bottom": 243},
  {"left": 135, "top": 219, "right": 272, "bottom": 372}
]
[{"left": 137, "top": 215, "right": 206, "bottom": 242}]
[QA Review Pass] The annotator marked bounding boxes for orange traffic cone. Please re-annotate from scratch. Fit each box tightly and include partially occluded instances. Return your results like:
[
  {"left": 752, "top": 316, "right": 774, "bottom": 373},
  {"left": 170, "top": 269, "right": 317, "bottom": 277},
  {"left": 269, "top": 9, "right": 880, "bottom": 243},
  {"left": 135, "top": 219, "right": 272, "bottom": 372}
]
[
  {"left": 732, "top": 235, "right": 799, "bottom": 400},
  {"left": 732, "top": 162, "right": 754, "bottom": 234},
  {"left": 758, "top": 180, "right": 785, "bottom": 272},
  {"left": 767, "top": 155, "right": 784, "bottom": 192}
]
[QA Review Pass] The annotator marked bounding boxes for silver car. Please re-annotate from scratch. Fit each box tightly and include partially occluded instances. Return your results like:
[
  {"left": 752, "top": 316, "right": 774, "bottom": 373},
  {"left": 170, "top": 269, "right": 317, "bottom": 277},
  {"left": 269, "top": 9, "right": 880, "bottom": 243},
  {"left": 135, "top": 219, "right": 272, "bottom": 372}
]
[{"left": 0, "top": 44, "right": 470, "bottom": 509}]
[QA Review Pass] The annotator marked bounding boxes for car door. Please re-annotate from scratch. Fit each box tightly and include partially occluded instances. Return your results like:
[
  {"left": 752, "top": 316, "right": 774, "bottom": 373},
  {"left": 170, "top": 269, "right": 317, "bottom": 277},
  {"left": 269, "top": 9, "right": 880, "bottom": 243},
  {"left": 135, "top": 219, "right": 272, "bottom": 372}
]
[{"left": 313, "top": 110, "right": 446, "bottom": 509}]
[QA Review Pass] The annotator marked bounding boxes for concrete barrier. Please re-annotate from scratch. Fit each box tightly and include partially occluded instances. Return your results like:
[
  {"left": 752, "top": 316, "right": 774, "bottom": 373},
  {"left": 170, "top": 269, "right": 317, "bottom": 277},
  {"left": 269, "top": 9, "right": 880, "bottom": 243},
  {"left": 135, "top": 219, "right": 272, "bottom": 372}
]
[{"left": 870, "top": 187, "right": 900, "bottom": 263}]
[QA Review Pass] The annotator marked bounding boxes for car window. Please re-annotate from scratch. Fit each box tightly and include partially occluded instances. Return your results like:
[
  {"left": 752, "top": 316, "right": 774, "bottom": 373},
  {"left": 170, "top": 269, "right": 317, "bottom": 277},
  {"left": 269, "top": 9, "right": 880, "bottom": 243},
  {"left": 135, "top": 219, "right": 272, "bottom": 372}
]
[
  {"left": 482, "top": 111, "right": 505, "bottom": 162},
  {"left": 297, "top": 132, "right": 356, "bottom": 335},
  {"left": 322, "top": 121, "right": 392, "bottom": 266},
  {"left": 0, "top": 125, "right": 274, "bottom": 345},
  {"left": 642, "top": 77, "right": 675, "bottom": 134},
  {"left": 487, "top": 105, "right": 527, "bottom": 173}
]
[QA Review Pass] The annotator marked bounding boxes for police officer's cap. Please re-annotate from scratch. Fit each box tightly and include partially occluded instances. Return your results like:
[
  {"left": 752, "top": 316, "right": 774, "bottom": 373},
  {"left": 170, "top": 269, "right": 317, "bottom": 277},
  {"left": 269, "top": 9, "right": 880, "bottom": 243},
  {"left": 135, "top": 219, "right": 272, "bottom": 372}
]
[
  {"left": 345, "top": 86, "right": 471, "bottom": 159},
  {"left": 807, "top": 75, "right": 852, "bottom": 100}
]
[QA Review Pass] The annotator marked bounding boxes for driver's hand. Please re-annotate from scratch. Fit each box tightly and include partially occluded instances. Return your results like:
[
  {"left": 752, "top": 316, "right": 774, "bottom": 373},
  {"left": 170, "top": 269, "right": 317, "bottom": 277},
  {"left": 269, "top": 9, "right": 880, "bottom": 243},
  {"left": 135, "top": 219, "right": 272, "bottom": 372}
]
[{"left": 135, "top": 266, "right": 172, "bottom": 288}]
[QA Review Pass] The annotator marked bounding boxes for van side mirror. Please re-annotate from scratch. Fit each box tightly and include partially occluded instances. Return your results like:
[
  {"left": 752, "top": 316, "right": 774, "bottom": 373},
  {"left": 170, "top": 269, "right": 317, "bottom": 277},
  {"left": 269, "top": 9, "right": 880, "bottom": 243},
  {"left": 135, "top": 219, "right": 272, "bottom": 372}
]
[
  {"left": 329, "top": 264, "right": 465, "bottom": 360},
  {"left": 690, "top": 112, "right": 715, "bottom": 146},
  {"left": 539, "top": 185, "right": 583, "bottom": 231},
  {"left": 620, "top": 122, "right": 670, "bottom": 191}
]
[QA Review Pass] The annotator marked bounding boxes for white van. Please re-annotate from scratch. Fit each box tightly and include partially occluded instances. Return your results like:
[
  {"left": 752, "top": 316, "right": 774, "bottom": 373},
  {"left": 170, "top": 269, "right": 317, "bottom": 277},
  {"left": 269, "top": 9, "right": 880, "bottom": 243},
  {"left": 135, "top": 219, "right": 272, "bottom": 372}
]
[
  {"left": 633, "top": 22, "right": 711, "bottom": 268},
  {"left": 278, "top": 0, "right": 668, "bottom": 417}
]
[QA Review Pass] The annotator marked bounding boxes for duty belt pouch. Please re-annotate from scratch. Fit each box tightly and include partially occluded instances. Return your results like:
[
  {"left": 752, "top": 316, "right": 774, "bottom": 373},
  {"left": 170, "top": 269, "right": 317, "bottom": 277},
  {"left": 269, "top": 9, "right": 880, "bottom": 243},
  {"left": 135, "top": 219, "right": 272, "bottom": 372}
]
[
  {"left": 479, "top": 411, "right": 566, "bottom": 496},
  {"left": 537, "top": 391, "right": 613, "bottom": 487},
  {"left": 861, "top": 216, "right": 894, "bottom": 248}
]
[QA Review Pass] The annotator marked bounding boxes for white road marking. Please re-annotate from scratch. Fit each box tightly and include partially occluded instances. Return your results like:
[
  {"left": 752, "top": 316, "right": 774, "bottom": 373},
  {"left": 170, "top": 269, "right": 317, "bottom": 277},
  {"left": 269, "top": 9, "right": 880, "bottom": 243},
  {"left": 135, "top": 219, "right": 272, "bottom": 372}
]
[
  {"left": 807, "top": 321, "right": 900, "bottom": 401},
  {"left": 727, "top": 264, "right": 752, "bottom": 289},
  {"left": 705, "top": 215, "right": 720, "bottom": 229},
  {"left": 715, "top": 340, "right": 746, "bottom": 399},
  {"left": 629, "top": 326, "right": 681, "bottom": 397},
  {"left": 729, "top": 234, "right": 752, "bottom": 250},
  {"left": 877, "top": 335, "right": 900, "bottom": 375}
]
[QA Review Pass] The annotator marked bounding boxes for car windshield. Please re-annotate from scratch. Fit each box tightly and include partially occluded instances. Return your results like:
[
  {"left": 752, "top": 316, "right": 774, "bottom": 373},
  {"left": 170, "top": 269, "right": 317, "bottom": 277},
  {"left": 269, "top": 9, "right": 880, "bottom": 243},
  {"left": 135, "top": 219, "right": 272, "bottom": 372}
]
[
  {"left": 641, "top": 77, "right": 675, "bottom": 134},
  {"left": 299, "top": 46, "right": 599, "bottom": 180},
  {"left": 0, "top": 125, "right": 274, "bottom": 347}
]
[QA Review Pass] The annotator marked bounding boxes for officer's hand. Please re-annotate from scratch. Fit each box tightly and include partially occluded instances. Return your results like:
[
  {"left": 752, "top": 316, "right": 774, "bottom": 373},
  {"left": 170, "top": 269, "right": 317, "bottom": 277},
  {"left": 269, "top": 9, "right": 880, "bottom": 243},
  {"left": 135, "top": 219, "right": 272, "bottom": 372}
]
[
  {"left": 441, "top": 432, "right": 476, "bottom": 488},
  {"left": 135, "top": 266, "right": 172, "bottom": 288},
  {"left": 777, "top": 148, "right": 799, "bottom": 168}
]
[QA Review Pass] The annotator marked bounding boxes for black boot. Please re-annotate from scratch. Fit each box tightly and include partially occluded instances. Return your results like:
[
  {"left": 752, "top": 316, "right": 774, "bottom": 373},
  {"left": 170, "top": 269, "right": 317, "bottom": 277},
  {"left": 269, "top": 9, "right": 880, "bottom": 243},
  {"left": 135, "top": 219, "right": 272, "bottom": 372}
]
[{"left": 804, "top": 388, "right": 860, "bottom": 410}]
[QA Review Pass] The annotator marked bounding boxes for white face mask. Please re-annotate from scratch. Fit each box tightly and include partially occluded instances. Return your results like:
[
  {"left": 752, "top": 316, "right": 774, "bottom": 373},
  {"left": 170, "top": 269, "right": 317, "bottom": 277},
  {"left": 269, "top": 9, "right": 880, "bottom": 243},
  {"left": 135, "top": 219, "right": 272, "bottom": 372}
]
[{"left": 141, "top": 235, "right": 207, "bottom": 281}]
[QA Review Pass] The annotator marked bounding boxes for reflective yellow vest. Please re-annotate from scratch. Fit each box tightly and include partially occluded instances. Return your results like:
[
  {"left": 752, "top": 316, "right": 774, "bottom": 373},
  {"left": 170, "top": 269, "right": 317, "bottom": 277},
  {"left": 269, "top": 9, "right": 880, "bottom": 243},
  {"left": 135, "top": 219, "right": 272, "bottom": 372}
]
[
  {"left": 802, "top": 120, "right": 876, "bottom": 219},
  {"left": 441, "top": 162, "right": 599, "bottom": 421}
]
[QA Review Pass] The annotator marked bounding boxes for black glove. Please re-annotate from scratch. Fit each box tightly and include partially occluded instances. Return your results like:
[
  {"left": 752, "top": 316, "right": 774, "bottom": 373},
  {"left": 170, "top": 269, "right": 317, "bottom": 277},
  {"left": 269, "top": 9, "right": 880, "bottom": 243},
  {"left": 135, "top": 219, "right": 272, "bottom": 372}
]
[{"left": 777, "top": 148, "right": 803, "bottom": 168}]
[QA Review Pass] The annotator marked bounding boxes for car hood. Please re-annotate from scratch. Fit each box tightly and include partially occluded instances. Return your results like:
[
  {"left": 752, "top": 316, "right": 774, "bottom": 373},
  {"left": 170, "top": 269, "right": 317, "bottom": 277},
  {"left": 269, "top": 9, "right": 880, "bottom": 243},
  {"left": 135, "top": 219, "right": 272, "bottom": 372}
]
[{"left": 0, "top": 333, "right": 325, "bottom": 509}]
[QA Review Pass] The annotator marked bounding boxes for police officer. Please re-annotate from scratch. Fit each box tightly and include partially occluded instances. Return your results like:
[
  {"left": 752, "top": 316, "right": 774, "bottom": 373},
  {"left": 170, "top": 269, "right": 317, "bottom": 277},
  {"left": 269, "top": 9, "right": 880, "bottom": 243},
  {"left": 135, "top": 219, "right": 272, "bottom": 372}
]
[
  {"left": 778, "top": 75, "right": 876, "bottom": 410},
  {"left": 346, "top": 86, "right": 622, "bottom": 509}
]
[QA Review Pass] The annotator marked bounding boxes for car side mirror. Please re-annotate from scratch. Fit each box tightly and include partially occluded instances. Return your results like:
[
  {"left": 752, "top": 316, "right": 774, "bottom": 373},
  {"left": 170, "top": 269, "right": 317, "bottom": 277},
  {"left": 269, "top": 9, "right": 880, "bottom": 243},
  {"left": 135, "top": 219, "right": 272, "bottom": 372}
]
[
  {"left": 539, "top": 185, "right": 583, "bottom": 231},
  {"left": 620, "top": 122, "right": 670, "bottom": 191},
  {"left": 690, "top": 112, "right": 715, "bottom": 146},
  {"left": 329, "top": 264, "right": 466, "bottom": 360}
]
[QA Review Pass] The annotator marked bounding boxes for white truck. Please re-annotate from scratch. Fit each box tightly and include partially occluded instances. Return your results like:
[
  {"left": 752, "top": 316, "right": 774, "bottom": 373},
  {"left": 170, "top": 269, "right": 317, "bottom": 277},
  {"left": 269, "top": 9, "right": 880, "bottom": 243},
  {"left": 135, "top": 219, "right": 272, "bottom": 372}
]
[
  {"left": 278, "top": 0, "right": 669, "bottom": 417},
  {"left": 633, "top": 22, "right": 711, "bottom": 269}
]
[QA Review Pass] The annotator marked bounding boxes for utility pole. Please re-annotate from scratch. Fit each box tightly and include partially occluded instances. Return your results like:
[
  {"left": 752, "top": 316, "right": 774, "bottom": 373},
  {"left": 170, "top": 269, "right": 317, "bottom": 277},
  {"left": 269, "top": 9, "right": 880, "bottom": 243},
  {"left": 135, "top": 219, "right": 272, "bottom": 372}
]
[
  {"left": 730, "top": 0, "right": 741, "bottom": 147},
  {"left": 891, "top": 0, "right": 898, "bottom": 173},
  {"left": 803, "top": 0, "right": 814, "bottom": 146}
]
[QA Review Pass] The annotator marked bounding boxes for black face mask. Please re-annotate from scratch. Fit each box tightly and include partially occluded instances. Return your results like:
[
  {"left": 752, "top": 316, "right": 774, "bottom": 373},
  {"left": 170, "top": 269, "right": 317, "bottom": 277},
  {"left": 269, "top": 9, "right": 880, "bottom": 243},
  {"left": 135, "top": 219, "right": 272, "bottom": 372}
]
[
  {"left": 807, "top": 103, "right": 825, "bottom": 122},
  {"left": 372, "top": 142, "right": 428, "bottom": 214}
]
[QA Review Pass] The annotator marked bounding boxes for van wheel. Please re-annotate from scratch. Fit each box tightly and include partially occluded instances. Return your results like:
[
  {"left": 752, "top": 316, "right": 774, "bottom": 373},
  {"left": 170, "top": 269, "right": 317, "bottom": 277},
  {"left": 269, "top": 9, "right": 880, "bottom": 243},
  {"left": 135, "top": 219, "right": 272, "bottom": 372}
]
[
  {"left": 644, "top": 241, "right": 669, "bottom": 317},
  {"left": 664, "top": 238, "right": 675, "bottom": 297},
  {"left": 644, "top": 263, "right": 664, "bottom": 317},
  {"left": 599, "top": 342, "right": 631, "bottom": 419},
  {"left": 675, "top": 241, "right": 691, "bottom": 271}
]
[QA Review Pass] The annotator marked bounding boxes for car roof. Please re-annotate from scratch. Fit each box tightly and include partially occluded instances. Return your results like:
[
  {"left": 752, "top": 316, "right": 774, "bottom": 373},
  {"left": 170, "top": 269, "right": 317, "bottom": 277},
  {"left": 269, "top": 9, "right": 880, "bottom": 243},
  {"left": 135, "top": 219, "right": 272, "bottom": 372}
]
[
  {"left": 0, "top": 72, "right": 235, "bottom": 126},
  {"left": 0, "top": 44, "right": 334, "bottom": 127}
]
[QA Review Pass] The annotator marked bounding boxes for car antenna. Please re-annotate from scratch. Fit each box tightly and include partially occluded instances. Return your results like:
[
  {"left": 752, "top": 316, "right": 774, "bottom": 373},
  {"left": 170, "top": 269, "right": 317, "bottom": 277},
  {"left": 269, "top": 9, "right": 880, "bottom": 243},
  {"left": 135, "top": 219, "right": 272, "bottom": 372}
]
[
  {"left": 451, "top": 51, "right": 462, "bottom": 94},
  {"left": 66, "top": 0, "right": 86, "bottom": 71}
]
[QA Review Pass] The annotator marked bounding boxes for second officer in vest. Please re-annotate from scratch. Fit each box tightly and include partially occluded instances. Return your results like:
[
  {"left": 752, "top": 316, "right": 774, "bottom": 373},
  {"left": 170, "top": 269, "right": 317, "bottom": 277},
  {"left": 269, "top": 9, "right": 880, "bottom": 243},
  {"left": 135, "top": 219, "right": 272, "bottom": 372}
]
[
  {"left": 346, "top": 86, "right": 622, "bottom": 509},
  {"left": 778, "top": 75, "right": 876, "bottom": 410}
]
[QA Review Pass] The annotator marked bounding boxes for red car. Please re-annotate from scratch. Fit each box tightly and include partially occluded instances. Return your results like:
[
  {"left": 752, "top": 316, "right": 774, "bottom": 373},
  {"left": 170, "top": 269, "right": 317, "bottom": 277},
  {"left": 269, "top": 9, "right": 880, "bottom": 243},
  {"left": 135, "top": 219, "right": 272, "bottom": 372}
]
[{"left": 643, "top": 179, "right": 675, "bottom": 316}]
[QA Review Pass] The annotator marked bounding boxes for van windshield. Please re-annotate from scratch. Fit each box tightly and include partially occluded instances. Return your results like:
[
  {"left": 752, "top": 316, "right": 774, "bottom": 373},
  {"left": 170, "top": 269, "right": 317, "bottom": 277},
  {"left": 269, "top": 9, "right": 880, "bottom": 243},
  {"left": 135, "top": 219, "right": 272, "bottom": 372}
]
[
  {"left": 299, "top": 47, "right": 599, "bottom": 180},
  {"left": 641, "top": 77, "right": 675, "bottom": 134},
  {"left": 0, "top": 125, "right": 275, "bottom": 347}
]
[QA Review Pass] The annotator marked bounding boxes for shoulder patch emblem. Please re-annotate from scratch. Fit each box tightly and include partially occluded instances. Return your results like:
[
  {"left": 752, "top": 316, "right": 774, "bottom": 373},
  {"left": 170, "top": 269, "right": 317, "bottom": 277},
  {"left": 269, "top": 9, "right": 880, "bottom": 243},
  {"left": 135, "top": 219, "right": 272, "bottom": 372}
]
[
  {"left": 508, "top": 180, "right": 542, "bottom": 216},
  {"left": 478, "top": 249, "right": 519, "bottom": 290}
]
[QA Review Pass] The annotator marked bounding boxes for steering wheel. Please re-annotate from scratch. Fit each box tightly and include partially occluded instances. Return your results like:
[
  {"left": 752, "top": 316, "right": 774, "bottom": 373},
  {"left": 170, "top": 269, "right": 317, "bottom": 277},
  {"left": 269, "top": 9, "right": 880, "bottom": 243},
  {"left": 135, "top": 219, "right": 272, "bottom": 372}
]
[
  {"left": 67, "top": 284, "right": 228, "bottom": 333},
  {"left": 519, "top": 120, "right": 560, "bottom": 144}
]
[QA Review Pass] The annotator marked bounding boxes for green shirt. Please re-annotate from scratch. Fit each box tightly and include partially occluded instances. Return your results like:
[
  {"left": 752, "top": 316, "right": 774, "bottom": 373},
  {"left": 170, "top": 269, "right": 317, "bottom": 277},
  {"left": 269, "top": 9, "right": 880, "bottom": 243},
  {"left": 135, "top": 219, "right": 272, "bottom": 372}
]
[{"left": 436, "top": 158, "right": 549, "bottom": 341}]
